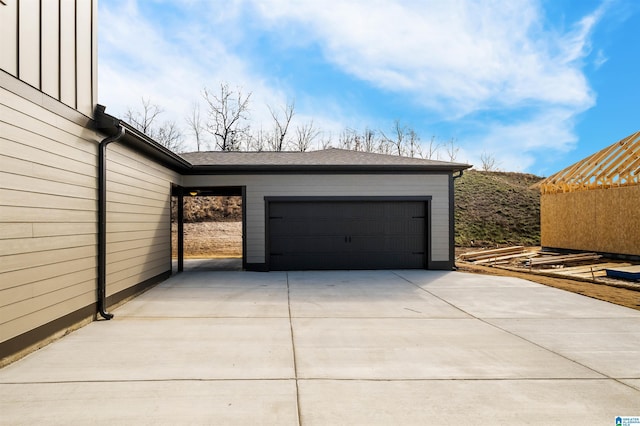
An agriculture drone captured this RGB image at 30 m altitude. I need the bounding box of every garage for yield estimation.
[180,149,471,271]
[266,197,429,270]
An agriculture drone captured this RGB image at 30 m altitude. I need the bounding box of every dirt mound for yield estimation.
[172,196,242,222]
[455,170,542,247]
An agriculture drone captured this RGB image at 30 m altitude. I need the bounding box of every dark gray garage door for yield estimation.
[268,200,426,270]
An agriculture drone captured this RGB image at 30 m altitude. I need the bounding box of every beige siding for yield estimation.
[0,79,180,348]
[76,0,93,116]
[41,0,60,98]
[0,0,18,75]
[0,0,96,117]
[183,174,451,264]
[105,143,180,296]
[59,0,76,109]
[0,86,98,344]
[18,0,40,87]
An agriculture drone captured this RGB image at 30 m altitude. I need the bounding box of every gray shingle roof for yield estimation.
[180,148,470,172]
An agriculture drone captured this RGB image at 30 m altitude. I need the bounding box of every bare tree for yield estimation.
[124,97,162,135]
[424,136,440,160]
[320,132,333,150]
[480,151,498,171]
[407,128,422,158]
[185,102,206,152]
[295,120,320,152]
[362,128,377,152]
[339,128,358,150]
[125,97,185,152]
[444,138,460,162]
[267,101,295,151]
[381,120,407,156]
[203,83,251,151]
[155,121,185,152]
[247,127,268,152]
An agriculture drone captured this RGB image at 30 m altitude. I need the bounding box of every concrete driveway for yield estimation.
[1,269,639,425]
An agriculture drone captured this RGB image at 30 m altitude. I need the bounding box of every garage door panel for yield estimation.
[270,235,346,253]
[350,236,425,252]
[270,252,353,270]
[268,200,427,270]
[349,252,424,269]
[270,218,352,236]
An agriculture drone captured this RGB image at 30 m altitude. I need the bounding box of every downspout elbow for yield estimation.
[97,125,125,320]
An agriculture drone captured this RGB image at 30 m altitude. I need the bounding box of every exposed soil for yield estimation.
[457,261,640,311]
[171,221,242,258]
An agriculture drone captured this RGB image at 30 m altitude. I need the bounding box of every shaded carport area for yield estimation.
[172,185,245,272]
[1,270,639,424]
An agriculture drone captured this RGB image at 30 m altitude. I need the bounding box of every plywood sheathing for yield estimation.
[541,185,640,256]
[539,131,640,195]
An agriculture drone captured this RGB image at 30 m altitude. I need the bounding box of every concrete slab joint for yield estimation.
[1,268,639,424]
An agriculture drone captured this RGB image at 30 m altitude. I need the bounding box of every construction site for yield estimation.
[457,131,640,310]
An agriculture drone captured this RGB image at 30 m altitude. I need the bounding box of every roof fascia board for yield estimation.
[186,164,471,175]
[94,105,192,172]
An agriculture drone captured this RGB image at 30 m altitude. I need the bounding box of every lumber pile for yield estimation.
[553,262,632,279]
[458,246,538,265]
[523,252,602,267]
[458,246,603,269]
[457,245,640,287]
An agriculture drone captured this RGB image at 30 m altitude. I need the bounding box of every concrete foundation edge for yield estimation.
[0,270,171,367]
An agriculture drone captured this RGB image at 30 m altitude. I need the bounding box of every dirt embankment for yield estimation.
[171,221,242,258]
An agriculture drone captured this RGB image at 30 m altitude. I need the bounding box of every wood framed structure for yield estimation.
[538,131,640,258]
[539,131,639,195]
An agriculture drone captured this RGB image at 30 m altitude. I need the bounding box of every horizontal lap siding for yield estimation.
[183,174,451,264]
[0,88,99,344]
[0,84,180,347]
[105,144,179,296]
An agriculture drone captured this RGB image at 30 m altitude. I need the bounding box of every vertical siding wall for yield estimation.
[541,186,640,256]
[0,0,97,117]
[183,174,451,264]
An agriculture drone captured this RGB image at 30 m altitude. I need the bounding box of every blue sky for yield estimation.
[98,0,639,176]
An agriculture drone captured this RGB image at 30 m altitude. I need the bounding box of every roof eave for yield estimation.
[187,163,472,175]
[94,105,192,173]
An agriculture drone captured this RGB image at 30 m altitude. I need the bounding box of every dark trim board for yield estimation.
[105,270,171,308]
[265,196,434,202]
[0,270,170,364]
[265,196,433,271]
[0,304,94,365]
[429,260,455,270]
[245,263,268,272]
[187,167,466,175]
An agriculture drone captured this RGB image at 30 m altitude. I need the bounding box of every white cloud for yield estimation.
[249,0,600,115]
[460,108,580,172]
[98,0,609,167]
